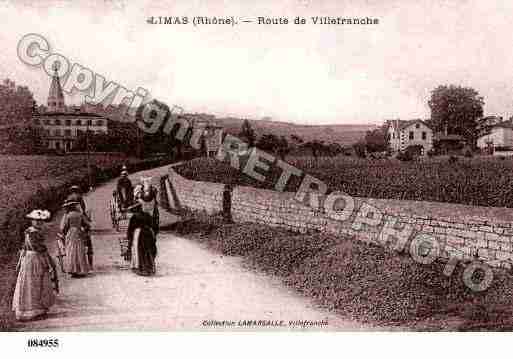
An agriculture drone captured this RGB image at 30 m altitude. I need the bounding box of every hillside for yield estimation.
[215,117,376,145]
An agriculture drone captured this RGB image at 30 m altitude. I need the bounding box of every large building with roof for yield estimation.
[32,68,109,152]
[386,119,433,155]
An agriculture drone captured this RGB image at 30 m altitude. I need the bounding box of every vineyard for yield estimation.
[174,155,513,208]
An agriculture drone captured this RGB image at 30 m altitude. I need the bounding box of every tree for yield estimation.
[277,136,290,160]
[325,142,343,156]
[290,134,304,144]
[238,119,256,147]
[428,85,484,148]
[1,125,44,154]
[256,133,289,159]
[0,78,35,127]
[353,141,367,158]
[302,140,325,159]
[364,127,389,153]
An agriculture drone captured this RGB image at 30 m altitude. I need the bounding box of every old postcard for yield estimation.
[0,0,512,356]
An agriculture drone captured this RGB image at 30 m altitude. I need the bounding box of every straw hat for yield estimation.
[26,209,51,221]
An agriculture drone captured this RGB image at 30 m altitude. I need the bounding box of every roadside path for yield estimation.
[13,165,378,331]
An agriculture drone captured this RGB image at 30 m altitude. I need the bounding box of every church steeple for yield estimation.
[47,64,65,112]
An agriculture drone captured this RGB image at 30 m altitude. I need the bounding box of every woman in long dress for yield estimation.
[134,176,159,236]
[60,200,90,277]
[126,202,157,276]
[12,209,58,321]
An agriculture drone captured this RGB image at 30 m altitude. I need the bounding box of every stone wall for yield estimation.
[164,166,225,215]
[163,167,513,269]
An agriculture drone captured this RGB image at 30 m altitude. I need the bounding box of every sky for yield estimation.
[0,0,512,125]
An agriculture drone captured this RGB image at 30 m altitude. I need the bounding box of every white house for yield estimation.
[386,119,433,155]
[477,120,513,150]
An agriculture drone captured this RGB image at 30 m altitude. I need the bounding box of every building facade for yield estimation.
[477,120,513,150]
[34,112,108,152]
[33,67,108,152]
[386,119,433,155]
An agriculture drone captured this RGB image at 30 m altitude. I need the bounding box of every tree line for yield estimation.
[0,77,494,159]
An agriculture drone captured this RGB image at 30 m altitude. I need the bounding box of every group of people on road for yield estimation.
[117,166,159,276]
[11,165,160,321]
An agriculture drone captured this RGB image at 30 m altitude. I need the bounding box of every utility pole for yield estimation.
[86,120,92,192]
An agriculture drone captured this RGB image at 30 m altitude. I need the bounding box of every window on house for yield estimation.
[422,132,426,140]
[96,120,103,126]
[65,119,71,126]
[76,120,82,126]
[415,123,420,129]
[54,129,61,136]
[409,131,414,140]
[87,120,92,126]
[64,129,71,136]
[55,119,61,126]
[43,119,50,125]
[33,118,40,125]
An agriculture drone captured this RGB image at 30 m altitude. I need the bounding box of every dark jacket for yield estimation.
[117,177,134,207]
[127,211,157,258]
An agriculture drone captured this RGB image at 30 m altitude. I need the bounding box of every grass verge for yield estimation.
[172,211,513,331]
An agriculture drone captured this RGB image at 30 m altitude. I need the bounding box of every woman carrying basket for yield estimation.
[12,209,58,321]
[126,202,157,276]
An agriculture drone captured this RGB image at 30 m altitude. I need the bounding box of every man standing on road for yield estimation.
[116,166,134,210]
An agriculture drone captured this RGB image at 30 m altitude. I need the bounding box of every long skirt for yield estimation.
[130,228,156,276]
[64,227,89,275]
[12,251,55,320]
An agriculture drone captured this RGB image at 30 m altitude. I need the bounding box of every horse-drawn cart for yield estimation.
[109,190,132,232]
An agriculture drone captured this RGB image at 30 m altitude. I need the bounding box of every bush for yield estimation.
[396,151,413,161]
[405,145,423,157]
[353,142,367,158]
[448,155,459,163]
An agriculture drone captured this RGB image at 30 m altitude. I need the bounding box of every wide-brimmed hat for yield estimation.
[26,209,51,221]
[69,185,81,192]
[62,200,80,208]
[121,170,128,176]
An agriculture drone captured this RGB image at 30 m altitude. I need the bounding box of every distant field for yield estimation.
[217,117,374,145]
[175,155,513,208]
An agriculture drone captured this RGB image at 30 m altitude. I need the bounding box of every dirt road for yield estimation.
[12,165,377,331]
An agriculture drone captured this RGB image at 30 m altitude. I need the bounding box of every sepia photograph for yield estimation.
[1,0,512,356]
